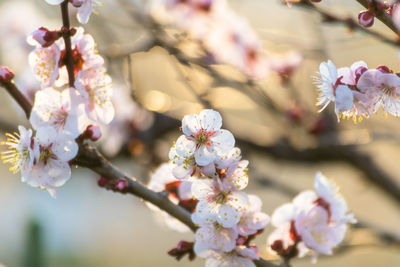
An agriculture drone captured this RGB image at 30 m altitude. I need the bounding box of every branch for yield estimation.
[72,143,197,231]
[60,1,76,87]
[297,1,400,47]
[0,81,32,118]
[356,0,399,35]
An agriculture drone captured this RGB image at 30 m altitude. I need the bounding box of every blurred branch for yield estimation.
[296,1,400,47]
[60,1,76,87]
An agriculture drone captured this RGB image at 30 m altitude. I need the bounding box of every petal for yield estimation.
[45,0,64,5]
[182,113,201,136]
[175,135,196,157]
[191,179,214,200]
[271,203,295,227]
[77,0,92,24]
[45,159,71,187]
[52,134,79,161]
[36,126,57,147]
[211,129,235,155]
[198,109,222,132]
[193,200,218,224]
[195,144,216,166]
[217,203,240,228]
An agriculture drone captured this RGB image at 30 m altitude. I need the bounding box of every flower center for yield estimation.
[39,145,56,165]
[194,128,216,147]
[214,191,227,204]
[1,132,31,174]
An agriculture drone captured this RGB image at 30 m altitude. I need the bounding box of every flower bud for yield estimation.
[115,178,128,191]
[82,125,102,141]
[0,66,14,83]
[376,65,393,73]
[31,27,60,48]
[97,177,108,187]
[358,10,374,27]
[69,0,85,7]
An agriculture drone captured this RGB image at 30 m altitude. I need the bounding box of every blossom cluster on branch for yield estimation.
[315,60,400,122]
[0,1,362,266]
[1,0,112,197]
[147,110,356,266]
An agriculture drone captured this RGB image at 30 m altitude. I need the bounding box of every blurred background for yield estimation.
[0,0,399,266]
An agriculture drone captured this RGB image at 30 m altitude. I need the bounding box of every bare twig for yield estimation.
[297,1,400,47]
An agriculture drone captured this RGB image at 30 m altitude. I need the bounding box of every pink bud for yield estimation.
[354,66,368,84]
[358,10,374,27]
[115,178,128,191]
[69,0,85,7]
[31,27,60,48]
[0,66,14,83]
[376,65,392,73]
[236,236,247,246]
[97,177,108,187]
[85,125,102,141]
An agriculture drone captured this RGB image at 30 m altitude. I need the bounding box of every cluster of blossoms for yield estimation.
[148,0,270,79]
[148,109,356,265]
[1,0,112,197]
[268,172,356,263]
[149,109,270,266]
[314,60,400,122]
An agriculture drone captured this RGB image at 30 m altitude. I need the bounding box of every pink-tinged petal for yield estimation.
[211,129,235,155]
[271,203,295,227]
[195,144,216,166]
[357,69,381,92]
[94,100,114,124]
[182,113,200,136]
[198,109,222,132]
[217,203,240,228]
[178,181,192,200]
[337,67,353,85]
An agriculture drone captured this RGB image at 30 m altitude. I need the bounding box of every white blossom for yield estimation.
[74,67,114,124]
[173,109,235,167]
[1,126,34,176]
[30,87,89,138]
[191,178,248,228]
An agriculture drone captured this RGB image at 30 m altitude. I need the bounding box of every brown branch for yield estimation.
[0,81,32,118]
[72,143,197,231]
[60,1,76,87]
[297,1,400,47]
[356,0,399,35]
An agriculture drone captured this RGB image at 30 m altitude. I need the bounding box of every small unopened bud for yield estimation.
[97,176,108,187]
[236,236,247,245]
[31,27,61,48]
[69,0,85,7]
[115,178,128,191]
[0,66,14,83]
[376,65,393,73]
[358,10,374,27]
[82,125,102,141]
